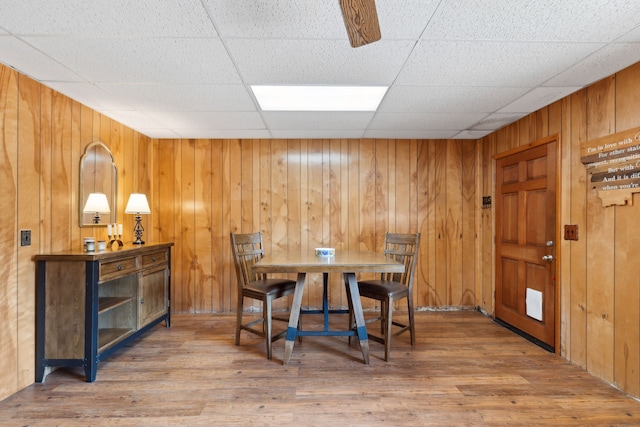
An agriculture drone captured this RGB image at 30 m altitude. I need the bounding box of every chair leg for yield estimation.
[407,294,415,346]
[265,297,273,360]
[380,300,387,336]
[235,295,244,346]
[384,297,394,362]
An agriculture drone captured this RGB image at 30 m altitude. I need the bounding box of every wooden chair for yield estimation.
[351,232,421,361]
[231,232,297,360]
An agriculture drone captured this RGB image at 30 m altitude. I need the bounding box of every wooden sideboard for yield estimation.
[35,242,173,382]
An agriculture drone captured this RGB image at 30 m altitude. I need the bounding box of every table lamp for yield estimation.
[125,193,151,244]
[83,192,111,224]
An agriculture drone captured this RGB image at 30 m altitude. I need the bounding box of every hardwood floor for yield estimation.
[1,311,639,426]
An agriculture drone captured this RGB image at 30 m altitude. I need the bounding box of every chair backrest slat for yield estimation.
[231,232,266,288]
[380,232,420,288]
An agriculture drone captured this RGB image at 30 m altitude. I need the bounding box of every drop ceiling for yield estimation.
[1,0,639,140]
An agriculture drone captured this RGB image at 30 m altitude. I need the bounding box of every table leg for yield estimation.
[344,272,370,364]
[283,272,306,365]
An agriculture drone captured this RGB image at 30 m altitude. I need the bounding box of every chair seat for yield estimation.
[244,278,297,299]
[357,279,409,299]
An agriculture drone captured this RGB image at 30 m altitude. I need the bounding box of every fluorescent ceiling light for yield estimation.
[251,85,388,111]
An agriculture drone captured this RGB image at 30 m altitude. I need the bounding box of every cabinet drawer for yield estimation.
[142,250,168,268]
[100,256,138,281]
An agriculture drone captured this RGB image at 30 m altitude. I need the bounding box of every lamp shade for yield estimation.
[83,193,111,213]
[125,193,151,214]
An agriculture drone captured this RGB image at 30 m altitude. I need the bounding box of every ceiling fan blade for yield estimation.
[339,0,381,48]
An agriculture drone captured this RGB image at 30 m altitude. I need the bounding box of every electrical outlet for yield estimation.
[564,224,578,241]
[20,229,31,246]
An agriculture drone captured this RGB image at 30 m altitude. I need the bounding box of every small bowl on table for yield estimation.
[315,248,335,257]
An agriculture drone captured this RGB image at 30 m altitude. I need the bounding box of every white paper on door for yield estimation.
[526,288,543,321]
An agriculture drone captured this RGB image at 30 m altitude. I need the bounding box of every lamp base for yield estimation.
[132,214,146,245]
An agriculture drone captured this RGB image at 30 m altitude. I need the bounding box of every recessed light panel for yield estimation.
[251,85,388,111]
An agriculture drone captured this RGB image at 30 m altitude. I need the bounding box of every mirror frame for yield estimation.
[79,141,118,227]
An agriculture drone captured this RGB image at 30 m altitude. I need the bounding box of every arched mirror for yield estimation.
[79,141,118,227]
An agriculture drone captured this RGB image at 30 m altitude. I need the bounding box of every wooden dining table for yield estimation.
[252,250,405,365]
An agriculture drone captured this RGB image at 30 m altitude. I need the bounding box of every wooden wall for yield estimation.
[478,62,640,398]
[0,64,153,400]
[152,138,480,314]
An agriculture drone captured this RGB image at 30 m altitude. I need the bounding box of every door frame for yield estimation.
[492,134,562,354]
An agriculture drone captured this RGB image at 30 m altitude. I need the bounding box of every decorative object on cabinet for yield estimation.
[125,193,151,245]
[35,242,173,382]
[82,192,111,224]
[107,223,124,248]
[79,141,117,227]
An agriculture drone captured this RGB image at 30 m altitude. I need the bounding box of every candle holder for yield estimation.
[107,224,124,248]
[108,235,124,248]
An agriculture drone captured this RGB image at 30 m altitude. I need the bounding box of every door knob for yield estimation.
[542,255,554,262]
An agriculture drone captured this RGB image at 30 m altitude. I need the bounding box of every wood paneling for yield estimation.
[584,77,616,382]
[478,62,640,398]
[17,74,40,389]
[155,137,479,316]
[0,64,19,401]
[613,66,640,397]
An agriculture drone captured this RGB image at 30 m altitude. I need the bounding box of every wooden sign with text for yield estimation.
[580,126,640,206]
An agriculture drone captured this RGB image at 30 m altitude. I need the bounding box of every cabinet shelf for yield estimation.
[99,297,133,314]
[99,328,135,352]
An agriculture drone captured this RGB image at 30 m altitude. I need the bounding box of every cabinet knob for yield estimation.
[152,257,156,262]
[117,264,123,271]
[140,298,145,304]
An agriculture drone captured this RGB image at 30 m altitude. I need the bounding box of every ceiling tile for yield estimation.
[544,43,640,86]
[203,0,345,39]
[452,130,493,139]
[470,113,527,131]
[0,36,84,82]
[228,39,414,85]
[618,25,640,42]
[424,0,640,42]
[271,129,365,139]
[499,86,581,113]
[99,83,257,112]
[374,0,442,39]
[396,40,603,87]
[24,36,240,84]
[204,0,441,40]
[262,111,374,130]
[379,86,530,113]
[101,110,164,130]
[369,112,488,130]
[46,82,133,110]
[173,129,273,139]
[1,1,639,140]
[145,111,265,130]
[136,128,181,139]
[364,130,458,139]
[0,0,217,37]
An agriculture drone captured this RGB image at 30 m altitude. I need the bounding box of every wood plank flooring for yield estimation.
[1,311,639,426]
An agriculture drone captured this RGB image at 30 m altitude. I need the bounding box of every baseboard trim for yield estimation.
[493,317,554,353]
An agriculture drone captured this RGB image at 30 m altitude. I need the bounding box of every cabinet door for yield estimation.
[140,265,168,327]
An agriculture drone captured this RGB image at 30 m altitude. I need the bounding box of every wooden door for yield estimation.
[495,138,557,350]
